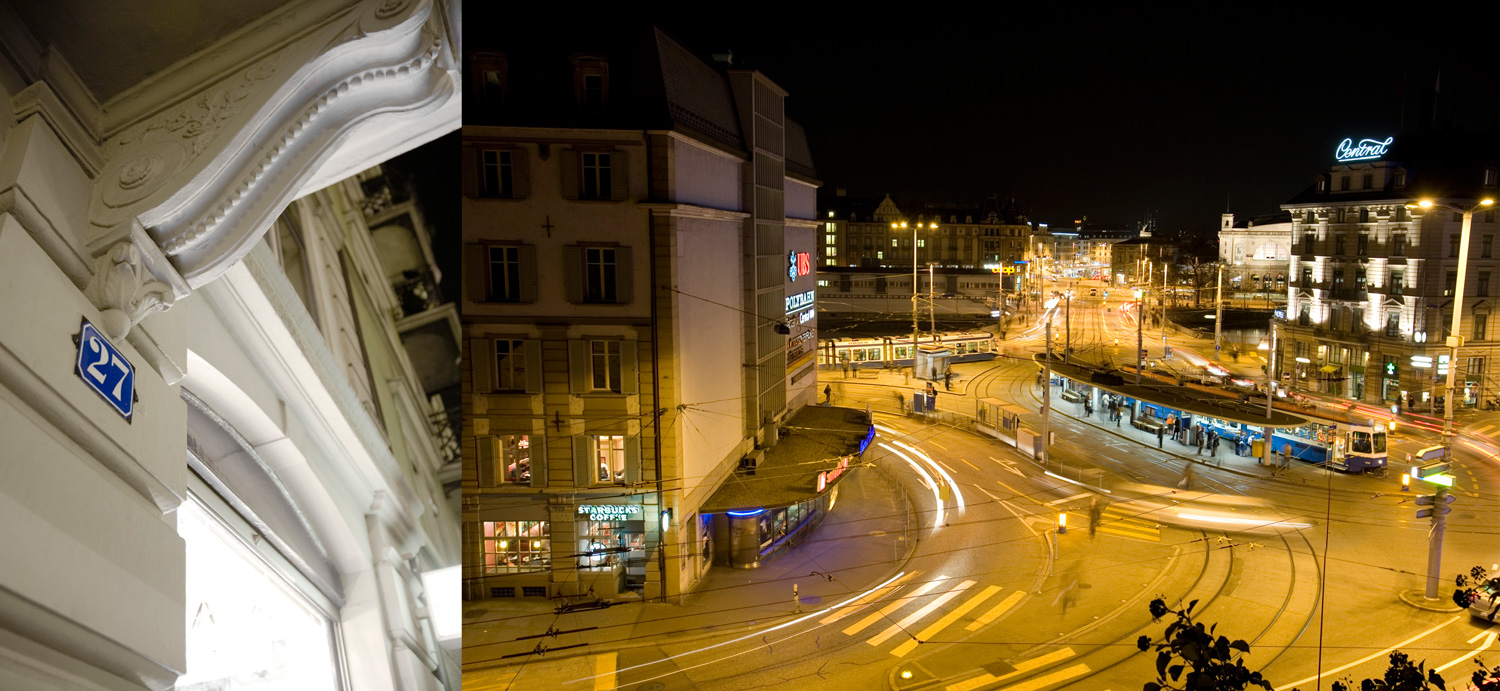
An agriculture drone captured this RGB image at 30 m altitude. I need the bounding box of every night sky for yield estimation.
[645,7,1498,242]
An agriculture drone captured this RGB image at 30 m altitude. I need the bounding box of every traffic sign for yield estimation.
[1413,445,1446,463]
[1413,459,1450,479]
[75,319,135,420]
[1415,492,1455,518]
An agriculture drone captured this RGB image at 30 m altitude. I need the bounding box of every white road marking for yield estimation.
[818,571,920,625]
[989,456,1026,477]
[1437,628,1497,673]
[946,648,1077,691]
[962,458,981,472]
[843,578,945,637]
[1044,492,1093,507]
[966,590,1026,631]
[886,582,991,655]
[868,580,977,646]
[996,663,1091,691]
[1275,616,1462,690]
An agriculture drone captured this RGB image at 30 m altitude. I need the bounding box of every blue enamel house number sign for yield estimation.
[75,319,135,420]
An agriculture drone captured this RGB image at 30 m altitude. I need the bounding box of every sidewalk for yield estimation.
[462,457,918,671]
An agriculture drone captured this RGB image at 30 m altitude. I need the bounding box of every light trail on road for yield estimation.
[892,439,967,511]
[880,441,945,531]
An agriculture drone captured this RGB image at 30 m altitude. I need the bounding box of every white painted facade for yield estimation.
[0,1,460,688]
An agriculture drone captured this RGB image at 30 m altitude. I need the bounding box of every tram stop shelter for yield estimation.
[699,406,875,570]
[1034,355,1311,460]
[915,345,951,380]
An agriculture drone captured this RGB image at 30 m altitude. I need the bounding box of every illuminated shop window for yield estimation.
[482,521,551,574]
[177,497,339,690]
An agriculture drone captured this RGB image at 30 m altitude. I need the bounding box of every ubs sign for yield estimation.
[787,251,811,281]
[1334,136,1394,163]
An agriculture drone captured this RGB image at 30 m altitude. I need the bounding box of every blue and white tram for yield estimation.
[819,332,999,370]
[1270,414,1388,473]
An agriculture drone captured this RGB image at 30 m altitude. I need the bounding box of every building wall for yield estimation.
[0,2,462,685]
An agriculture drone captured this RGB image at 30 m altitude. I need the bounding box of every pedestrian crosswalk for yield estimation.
[1079,504,1161,542]
[827,571,1030,661]
[1469,423,1500,439]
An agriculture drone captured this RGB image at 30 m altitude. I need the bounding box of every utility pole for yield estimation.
[1042,297,1059,466]
[1135,288,1144,385]
[1064,291,1071,364]
[1214,264,1224,360]
[929,263,936,337]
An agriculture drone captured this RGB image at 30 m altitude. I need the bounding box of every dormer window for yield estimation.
[571,54,609,112]
[1394,170,1407,188]
[1316,177,1327,192]
[1486,168,1498,187]
[470,52,508,109]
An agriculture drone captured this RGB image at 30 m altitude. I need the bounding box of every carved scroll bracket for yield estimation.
[83,222,191,341]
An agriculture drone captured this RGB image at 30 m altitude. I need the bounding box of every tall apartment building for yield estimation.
[0,1,463,686]
[819,193,1031,269]
[1279,132,1500,406]
[462,27,821,602]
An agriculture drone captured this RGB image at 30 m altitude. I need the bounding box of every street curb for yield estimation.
[461,463,927,674]
[1398,588,1464,613]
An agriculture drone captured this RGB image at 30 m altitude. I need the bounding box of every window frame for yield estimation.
[584,246,618,303]
[590,339,622,392]
[580,152,613,200]
[482,520,551,574]
[593,434,627,485]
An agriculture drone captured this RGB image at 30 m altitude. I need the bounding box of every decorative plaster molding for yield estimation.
[639,202,752,222]
[11,81,104,177]
[82,223,190,341]
[91,0,457,289]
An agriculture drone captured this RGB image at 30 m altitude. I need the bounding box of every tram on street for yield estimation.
[818,332,999,369]
[1270,412,1388,473]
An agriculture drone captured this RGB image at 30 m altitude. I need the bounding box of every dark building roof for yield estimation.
[817,193,885,223]
[467,25,814,178]
[1232,211,1293,228]
[1283,131,1499,207]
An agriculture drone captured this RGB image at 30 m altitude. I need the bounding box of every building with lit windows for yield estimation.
[462,26,829,604]
[818,192,1031,269]
[1278,132,1500,407]
[1217,212,1293,304]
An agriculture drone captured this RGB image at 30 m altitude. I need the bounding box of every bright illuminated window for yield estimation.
[594,435,626,484]
[482,521,551,573]
[177,497,339,689]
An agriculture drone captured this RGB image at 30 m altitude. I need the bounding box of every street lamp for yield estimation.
[1042,296,1060,467]
[1134,287,1144,385]
[1405,195,1494,600]
[896,220,935,379]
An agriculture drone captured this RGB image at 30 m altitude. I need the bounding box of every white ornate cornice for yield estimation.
[90,0,457,289]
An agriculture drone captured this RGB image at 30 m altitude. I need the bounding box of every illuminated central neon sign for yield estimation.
[1334,136,1393,162]
[816,456,851,493]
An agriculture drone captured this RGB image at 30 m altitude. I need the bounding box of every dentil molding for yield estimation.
[90,0,458,289]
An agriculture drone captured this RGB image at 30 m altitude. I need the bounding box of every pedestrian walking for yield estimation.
[793,583,802,613]
[1088,496,1102,538]
[823,384,832,405]
[1156,426,1164,449]
[1052,573,1081,612]
[1177,463,1195,490]
[944,370,953,391]
[1209,434,1218,458]
[1195,431,1204,456]
[1084,400,1092,417]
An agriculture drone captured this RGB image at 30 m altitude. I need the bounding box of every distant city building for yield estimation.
[818,192,1032,270]
[1279,131,1500,406]
[1218,211,1293,302]
[1110,236,1180,286]
[463,26,832,603]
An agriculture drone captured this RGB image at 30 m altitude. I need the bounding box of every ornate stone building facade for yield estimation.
[1278,132,1500,406]
[0,1,461,688]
